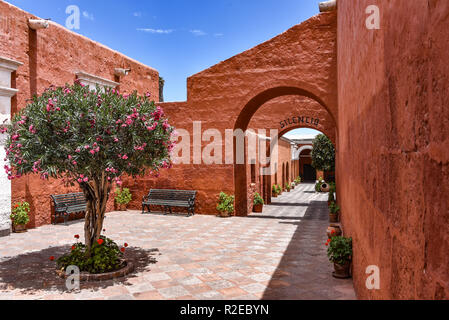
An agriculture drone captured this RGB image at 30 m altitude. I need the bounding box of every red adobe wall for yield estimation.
[0,1,159,227]
[337,0,449,299]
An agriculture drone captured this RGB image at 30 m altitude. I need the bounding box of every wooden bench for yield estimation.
[142,189,197,217]
[51,192,87,225]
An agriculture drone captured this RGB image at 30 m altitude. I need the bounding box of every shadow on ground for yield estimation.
[0,245,159,294]
[261,200,355,300]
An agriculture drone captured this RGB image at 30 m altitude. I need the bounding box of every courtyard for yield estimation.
[0,184,355,300]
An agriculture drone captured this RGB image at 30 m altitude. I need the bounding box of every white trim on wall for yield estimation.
[75,71,119,90]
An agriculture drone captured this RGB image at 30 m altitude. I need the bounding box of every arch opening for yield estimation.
[233,87,337,216]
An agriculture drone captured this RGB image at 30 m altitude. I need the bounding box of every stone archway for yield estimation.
[233,86,336,216]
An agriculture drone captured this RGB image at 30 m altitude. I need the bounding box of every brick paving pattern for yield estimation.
[0,183,356,300]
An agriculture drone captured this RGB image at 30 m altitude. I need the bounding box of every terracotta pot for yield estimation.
[321,183,330,192]
[217,212,232,218]
[329,213,339,223]
[327,225,342,238]
[119,203,127,211]
[272,193,277,198]
[13,224,27,233]
[333,262,351,279]
[253,204,263,213]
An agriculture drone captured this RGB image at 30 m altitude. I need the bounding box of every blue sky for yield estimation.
[8,0,323,139]
[8,0,323,102]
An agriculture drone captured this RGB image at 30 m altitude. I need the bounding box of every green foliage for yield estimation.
[216,192,235,216]
[4,81,175,185]
[327,236,353,265]
[253,192,264,205]
[294,176,301,185]
[328,191,335,204]
[312,134,335,172]
[10,202,30,226]
[329,202,341,214]
[272,185,277,194]
[276,185,282,194]
[315,177,324,192]
[285,183,291,191]
[57,236,124,274]
[115,188,132,205]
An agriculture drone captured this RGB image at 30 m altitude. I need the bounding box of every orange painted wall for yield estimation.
[338,0,449,299]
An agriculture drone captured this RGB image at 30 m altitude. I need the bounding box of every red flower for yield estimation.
[74,235,80,239]
[120,248,125,253]
[124,243,128,248]
[325,243,329,246]
[97,239,104,245]
[71,245,76,251]
[49,256,55,261]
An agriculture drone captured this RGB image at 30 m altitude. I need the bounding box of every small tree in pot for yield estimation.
[115,188,132,211]
[272,185,278,198]
[4,81,175,262]
[329,202,340,223]
[216,192,234,217]
[253,192,264,213]
[326,236,352,279]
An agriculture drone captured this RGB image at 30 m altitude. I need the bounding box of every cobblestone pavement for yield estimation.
[0,183,356,300]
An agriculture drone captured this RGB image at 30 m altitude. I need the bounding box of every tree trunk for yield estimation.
[81,172,111,257]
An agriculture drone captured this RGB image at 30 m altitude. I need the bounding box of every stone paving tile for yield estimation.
[0,183,356,300]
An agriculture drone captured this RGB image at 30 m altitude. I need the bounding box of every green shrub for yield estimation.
[276,185,282,194]
[253,192,264,205]
[10,202,30,226]
[329,202,340,214]
[327,236,352,265]
[217,192,235,217]
[312,134,335,172]
[285,183,291,191]
[115,188,132,205]
[315,177,324,192]
[57,236,124,274]
[328,191,335,203]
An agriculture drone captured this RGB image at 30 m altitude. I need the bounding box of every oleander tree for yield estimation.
[311,134,335,172]
[3,81,176,256]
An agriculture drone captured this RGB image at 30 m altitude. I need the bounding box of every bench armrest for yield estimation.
[142,195,150,202]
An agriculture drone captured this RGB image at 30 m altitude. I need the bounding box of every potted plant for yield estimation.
[285,183,291,192]
[272,185,278,198]
[253,192,264,213]
[326,236,352,279]
[329,202,340,223]
[295,176,301,185]
[291,182,295,190]
[276,184,282,196]
[315,177,324,192]
[115,188,132,211]
[10,202,30,233]
[216,192,234,217]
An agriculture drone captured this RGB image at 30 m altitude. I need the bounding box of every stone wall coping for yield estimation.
[0,56,23,72]
[75,71,119,88]
[0,86,19,97]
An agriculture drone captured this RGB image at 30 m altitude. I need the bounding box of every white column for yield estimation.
[0,56,22,237]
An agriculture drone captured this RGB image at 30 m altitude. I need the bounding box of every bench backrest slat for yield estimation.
[148,189,196,202]
[51,193,87,206]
